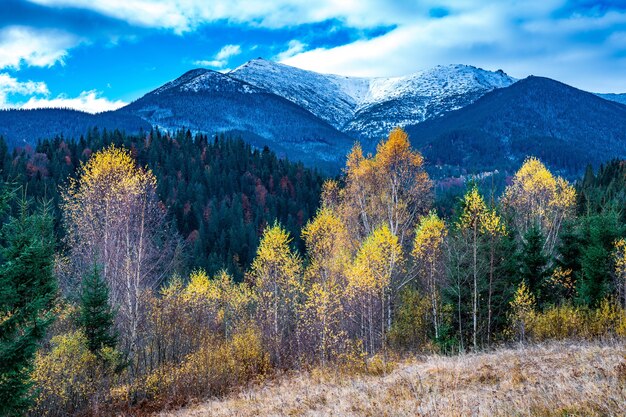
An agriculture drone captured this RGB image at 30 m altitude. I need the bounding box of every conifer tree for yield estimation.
[79,263,117,353]
[520,227,548,301]
[0,196,57,415]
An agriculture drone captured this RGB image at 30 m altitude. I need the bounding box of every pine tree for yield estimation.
[0,196,57,415]
[79,263,117,353]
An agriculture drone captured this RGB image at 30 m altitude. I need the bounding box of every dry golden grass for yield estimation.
[158,341,626,417]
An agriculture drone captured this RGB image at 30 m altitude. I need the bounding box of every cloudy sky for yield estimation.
[1,0,625,113]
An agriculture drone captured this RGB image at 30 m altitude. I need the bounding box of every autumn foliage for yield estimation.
[3,128,626,416]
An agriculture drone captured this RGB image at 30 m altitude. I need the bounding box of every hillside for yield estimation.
[160,341,626,417]
[597,93,626,106]
[119,68,355,172]
[0,108,151,148]
[406,76,626,177]
[230,59,515,142]
[2,63,626,178]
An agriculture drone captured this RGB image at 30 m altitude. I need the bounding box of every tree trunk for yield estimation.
[472,224,478,351]
[487,238,494,345]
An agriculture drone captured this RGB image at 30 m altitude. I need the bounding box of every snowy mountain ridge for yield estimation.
[229,58,517,139]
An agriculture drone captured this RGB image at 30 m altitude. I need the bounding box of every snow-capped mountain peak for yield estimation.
[229,59,516,138]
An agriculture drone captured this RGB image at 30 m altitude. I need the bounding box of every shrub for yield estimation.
[30,330,121,416]
[523,299,626,342]
[139,324,269,405]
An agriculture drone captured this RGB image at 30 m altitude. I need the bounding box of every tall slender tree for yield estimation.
[458,185,487,350]
[0,195,57,415]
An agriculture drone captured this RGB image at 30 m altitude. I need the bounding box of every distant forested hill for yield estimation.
[0,108,151,148]
[406,76,626,177]
[0,129,324,279]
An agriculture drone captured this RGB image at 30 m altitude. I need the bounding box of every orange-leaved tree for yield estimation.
[340,128,432,249]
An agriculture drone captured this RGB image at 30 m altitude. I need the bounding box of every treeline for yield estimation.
[1,128,625,416]
[0,128,324,279]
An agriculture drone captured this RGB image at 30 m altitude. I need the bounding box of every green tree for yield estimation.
[79,263,117,354]
[577,211,623,306]
[519,227,548,301]
[0,196,57,415]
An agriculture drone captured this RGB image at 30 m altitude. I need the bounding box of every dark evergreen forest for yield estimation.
[0,128,324,280]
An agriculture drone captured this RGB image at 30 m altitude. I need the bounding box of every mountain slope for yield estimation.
[597,93,626,106]
[230,58,368,130]
[0,108,151,148]
[406,76,626,176]
[230,59,516,143]
[118,69,355,171]
[345,64,516,142]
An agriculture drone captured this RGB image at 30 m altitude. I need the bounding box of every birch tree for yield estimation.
[458,185,487,350]
[248,223,302,367]
[62,145,177,360]
[301,207,350,365]
[502,157,575,256]
[412,211,447,339]
[340,128,432,248]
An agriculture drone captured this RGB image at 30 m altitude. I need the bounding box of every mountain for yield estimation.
[230,58,367,130]
[118,68,355,171]
[0,108,151,148]
[0,61,519,172]
[2,60,625,177]
[597,93,626,106]
[405,76,626,176]
[230,59,516,142]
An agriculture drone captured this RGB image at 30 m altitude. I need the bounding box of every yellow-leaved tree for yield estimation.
[412,211,447,339]
[502,157,575,256]
[481,207,506,344]
[248,223,302,367]
[347,225,403,354]
[509,281,536,342]
[301,207,351,365]
[62,145,178,361]
[458,185,488,350]
[340,128,432,248]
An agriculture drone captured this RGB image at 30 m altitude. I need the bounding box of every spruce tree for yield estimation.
[577,211,623,306]
[0,196,57,415]
[79,263,117,353]
[519,227,548,303]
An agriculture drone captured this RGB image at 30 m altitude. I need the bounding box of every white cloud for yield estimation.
[21,90,127,113]
[0,72,126,113]
[0,26,79,69]
[215,44,242,60]
[277,1,626,92]
[21,0,626,91]
[193,59,224,67]
[0,73,49,107]
[194,44,242,68]
[26,0,439,32]
[275,40,306,61]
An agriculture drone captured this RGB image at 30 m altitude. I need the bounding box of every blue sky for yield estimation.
[0,0,625,112]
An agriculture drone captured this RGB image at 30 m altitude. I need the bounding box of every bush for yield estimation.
[139,324,269,405]
[524,300,626,342]
[388,288,432,352]
[30,330,122,416]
